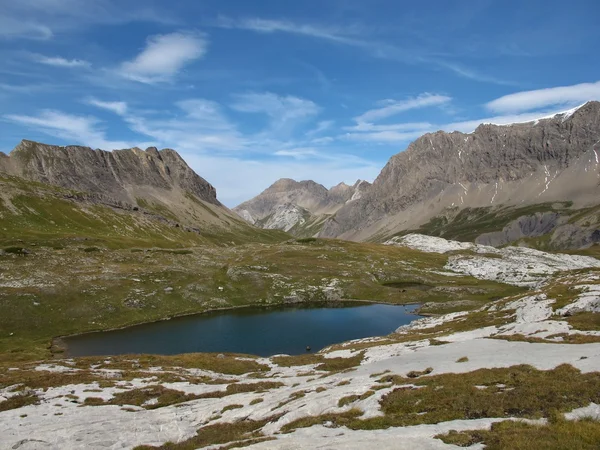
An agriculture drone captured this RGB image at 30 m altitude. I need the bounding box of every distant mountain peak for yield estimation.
[234,178,372,236]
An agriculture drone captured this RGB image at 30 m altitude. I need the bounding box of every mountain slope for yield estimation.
[319,101,600,249]
[234,178,370,236]
[0,140,287,247]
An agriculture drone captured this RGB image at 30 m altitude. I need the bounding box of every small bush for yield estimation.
[0,393,39,411]
[4,247,29,255]
[221,404,243,413]
[406,367,433,378]
[83,397,105,406]
[296,238,317,243]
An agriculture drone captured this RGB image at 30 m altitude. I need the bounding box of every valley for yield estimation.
[1,129,599,449]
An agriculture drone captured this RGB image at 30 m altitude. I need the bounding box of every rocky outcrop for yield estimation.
[320,102,600,242]
[234,178,371,236]
[475,212,563,247]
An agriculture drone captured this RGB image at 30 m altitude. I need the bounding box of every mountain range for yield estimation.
[2,102,600,251]
[235,101,600,249]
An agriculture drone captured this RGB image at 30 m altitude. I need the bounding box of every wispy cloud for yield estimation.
[3,110,132,149]
[306,120,334,136]
[230,92,320,134]
[343,108,578,143]
[215,16,363,45]
[33,55,90,68]
[343,130,429,143]
[118,32,207,83]
[0,17,53,40]
[274,148,320,159]
[427,59,517,86]
[215,17,512,85]
[486,81,600,113]
[122,99,245,152]
[86,98,128,115]
[1,0,176,40]
[344,121,433,132]
[355,93,452,124]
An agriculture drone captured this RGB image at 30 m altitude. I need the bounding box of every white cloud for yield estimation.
[4,110,132,150]
[343,130,429,143]
[33,55,90,68]
[119,32,208,83]
[486,81,600,113]
[86,98,128,115]
[355,93,452,124]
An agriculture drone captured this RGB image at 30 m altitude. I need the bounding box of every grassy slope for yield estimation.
[0,174,287,249]
[0,174,524,362]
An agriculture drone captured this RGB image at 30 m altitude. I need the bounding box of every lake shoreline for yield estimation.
[52,299,422,358]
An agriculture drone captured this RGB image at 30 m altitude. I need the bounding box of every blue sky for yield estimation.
[1,0,599,206]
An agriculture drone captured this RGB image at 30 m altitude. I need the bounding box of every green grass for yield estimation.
[271,352,365,372]
[436,418,600,450]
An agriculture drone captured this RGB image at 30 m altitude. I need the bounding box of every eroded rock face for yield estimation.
[1,140,220,206]
[320,102,600,241]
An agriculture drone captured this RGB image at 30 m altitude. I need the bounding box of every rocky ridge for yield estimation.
[0,140,241,229]
[319,102,600,245]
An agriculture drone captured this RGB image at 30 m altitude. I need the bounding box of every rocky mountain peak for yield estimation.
[2,139,221,206]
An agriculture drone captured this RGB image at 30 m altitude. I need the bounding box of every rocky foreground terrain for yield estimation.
[2,235,600,449]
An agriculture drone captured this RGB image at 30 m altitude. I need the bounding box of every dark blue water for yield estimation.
[64,302,420,357]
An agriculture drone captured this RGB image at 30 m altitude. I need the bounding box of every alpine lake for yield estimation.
[64,302,420,357]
